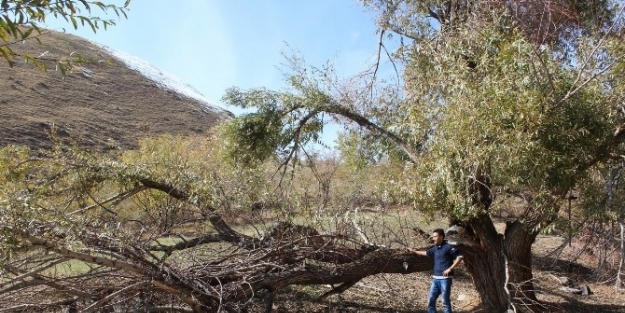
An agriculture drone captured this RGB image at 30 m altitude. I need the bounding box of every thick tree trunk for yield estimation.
[504,220,539,303]
[461,213,511,313]
[222,248,433,304]
[459,214,539,313]
[459,166,542,312]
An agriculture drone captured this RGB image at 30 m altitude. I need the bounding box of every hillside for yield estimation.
[0,29,233,151]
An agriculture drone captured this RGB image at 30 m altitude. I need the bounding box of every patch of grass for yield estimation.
[43,259,97,277]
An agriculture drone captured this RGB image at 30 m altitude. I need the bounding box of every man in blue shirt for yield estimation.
[410,228,463,313]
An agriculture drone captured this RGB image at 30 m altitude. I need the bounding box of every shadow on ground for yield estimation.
[534,256,595,277]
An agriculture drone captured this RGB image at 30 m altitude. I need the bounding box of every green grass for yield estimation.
[44,259,96,277]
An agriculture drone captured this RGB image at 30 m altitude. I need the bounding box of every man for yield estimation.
[409,228,463,313]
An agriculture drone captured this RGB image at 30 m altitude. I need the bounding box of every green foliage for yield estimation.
[220,57,335,167]
[222,1,625,228]
[366,1,624,220]
[0,131,408,263]
[337,130,409,170]
[218,94,286,166]
[578,163,625,222]
[120,134,275,213]
[0,0,130,68]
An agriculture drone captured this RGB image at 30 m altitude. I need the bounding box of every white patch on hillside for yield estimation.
[93,43,232,118]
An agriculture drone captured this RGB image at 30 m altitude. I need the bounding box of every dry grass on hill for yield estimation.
[0,29,232,152]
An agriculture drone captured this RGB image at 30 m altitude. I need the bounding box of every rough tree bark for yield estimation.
[460,216,541,312]
[504,220,540,303]
[617,222,624,289]
[461,213,510,312]
[454,168,542,313]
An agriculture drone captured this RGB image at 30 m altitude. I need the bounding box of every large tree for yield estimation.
[221,0,625,311]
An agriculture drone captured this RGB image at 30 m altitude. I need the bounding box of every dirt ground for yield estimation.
[2,201,623,313]
[240,227,625,313]
[241,271,624,313]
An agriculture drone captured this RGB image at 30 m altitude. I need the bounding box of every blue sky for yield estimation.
[44,1,384,113]
[43,1,394,148]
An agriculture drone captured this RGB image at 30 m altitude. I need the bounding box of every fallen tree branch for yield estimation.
[0,297,78,313]
[81,281,149,313]
[317,280,359,300]
[222,248,433,302]
[4,176,442,312]
[150,234,223,256]
[1,264,96,300]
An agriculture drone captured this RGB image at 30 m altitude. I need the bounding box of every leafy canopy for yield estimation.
[222,1,625,224]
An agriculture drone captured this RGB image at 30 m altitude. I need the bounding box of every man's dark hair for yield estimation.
[433,228,445,238]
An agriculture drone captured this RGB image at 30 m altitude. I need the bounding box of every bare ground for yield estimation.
[236,225,625,313]
[2,206,623,312]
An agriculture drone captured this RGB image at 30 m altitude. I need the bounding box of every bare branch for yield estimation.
[18,232,152,276]
[81,281,149,313]
[70,185,148,215]
[0,257,67,290]
[557,4,625,106]
[134,307,193,313]
[1,265,96,300]
[321,100,420,162]
[150,234,223,255]
[139,179,192,203]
